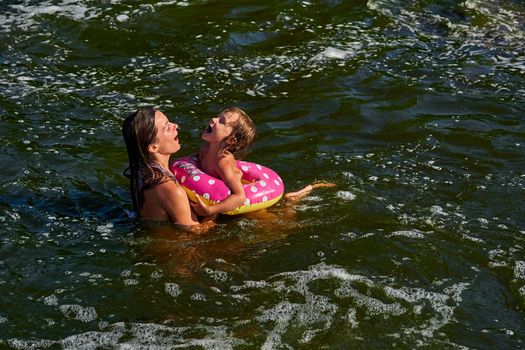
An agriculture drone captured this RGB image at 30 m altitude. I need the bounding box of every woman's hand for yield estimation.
[190,195,216,216]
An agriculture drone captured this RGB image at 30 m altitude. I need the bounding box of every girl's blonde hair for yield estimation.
[217,107,255,159]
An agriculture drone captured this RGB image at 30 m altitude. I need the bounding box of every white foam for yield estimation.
[257,296,337,349]
[388,229,426,239]
[5,1,96,31]
[7,339,55,349]
[340,231,357,240]
[488,249,506,260]
[346,308,359,328]
[461,234,485,244]
[238,263,373,347]
[443,282,470,303]
[60,329,124,349]
[338,284,406,316]
[96,223,113,234]
[165,66,198,74]
[17,76,34,82]
[116,14,129,22]
[230,280,269,292]
[165,283,182,298]
[205,268,230,283]
[303,195,323,202]
[61,321,245,349]
[384,282,469,337]
[276,263,372,284]
[314,47,350,60]
[43,294,59,306]
[514,261,525,280]
[336,191,356,201]
[191,293,207,301]
[0,0,195,34]
[59,304,97,323]
[430,205,448,216]
[340,266,468,339]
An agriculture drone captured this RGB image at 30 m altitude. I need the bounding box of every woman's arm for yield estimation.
[154,181,200,226]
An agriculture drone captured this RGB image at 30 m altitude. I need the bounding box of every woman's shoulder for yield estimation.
[141,180,185,222]
[151,180,185,199]
[142,177,198,226]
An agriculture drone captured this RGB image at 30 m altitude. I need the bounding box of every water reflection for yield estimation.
[133,192,335,278]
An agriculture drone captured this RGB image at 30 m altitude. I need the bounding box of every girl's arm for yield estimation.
[191,155,246,215]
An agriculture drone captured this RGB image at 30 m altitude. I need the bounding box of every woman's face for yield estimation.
[151,111,180,155]
[201,111,238,143]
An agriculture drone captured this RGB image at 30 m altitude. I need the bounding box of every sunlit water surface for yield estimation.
[0,0,524,348]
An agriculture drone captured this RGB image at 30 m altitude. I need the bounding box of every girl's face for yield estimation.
[201,111,239,143]
[150,111,180,155]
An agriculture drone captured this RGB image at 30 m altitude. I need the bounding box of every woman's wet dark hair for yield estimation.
[122,108,174,213]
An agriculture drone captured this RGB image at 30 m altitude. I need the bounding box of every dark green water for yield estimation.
[1,0,524,348]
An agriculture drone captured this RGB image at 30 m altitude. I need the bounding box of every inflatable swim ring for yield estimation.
[170,155,284,215]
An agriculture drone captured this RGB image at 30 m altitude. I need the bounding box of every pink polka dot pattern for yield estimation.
[170,155,285,214]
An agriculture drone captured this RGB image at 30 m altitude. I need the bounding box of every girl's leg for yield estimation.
[284,182,336,203]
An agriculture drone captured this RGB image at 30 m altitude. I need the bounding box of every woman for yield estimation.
[122,108,206,227]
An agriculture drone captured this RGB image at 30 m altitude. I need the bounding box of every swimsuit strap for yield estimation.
[151,163,178,182]
[138,163,177,192]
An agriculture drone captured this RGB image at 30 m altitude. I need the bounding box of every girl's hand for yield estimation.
[190,195,215,216]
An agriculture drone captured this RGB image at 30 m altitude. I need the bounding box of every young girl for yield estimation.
[190,107,254,216]
[190,107,334,216]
